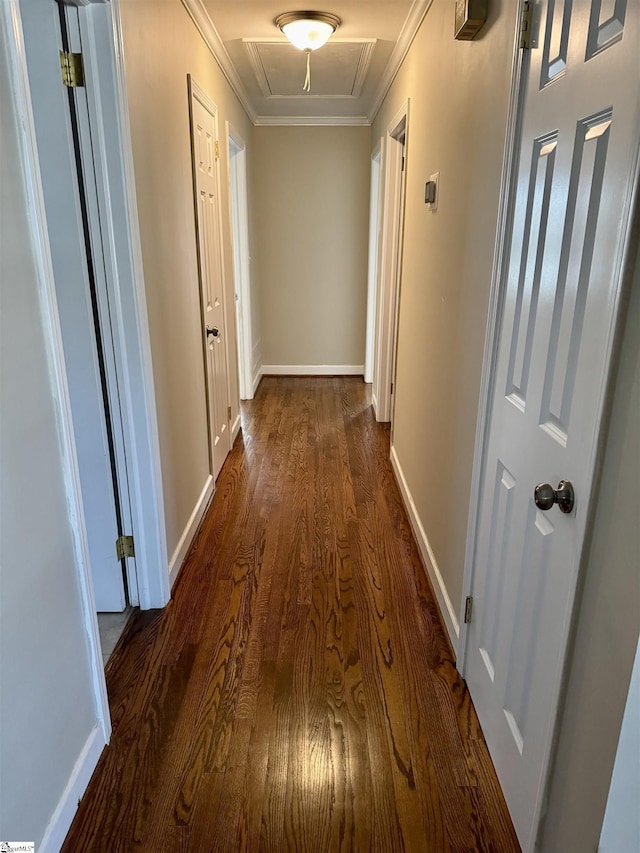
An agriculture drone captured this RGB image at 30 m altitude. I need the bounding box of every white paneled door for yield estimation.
[465,2,638,850]
[190,81,231,481]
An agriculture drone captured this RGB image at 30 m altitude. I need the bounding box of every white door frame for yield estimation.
[365,141,382,384]
[373,100,409,423]
[8,0,170,738]
[22,0,130,613]
[64,4,139,608]
[91,0,170,610]
[4,0,110,739]
[226,122,254,400]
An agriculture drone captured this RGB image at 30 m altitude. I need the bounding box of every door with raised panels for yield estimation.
[465,2,639,849]
[190,80,231,481]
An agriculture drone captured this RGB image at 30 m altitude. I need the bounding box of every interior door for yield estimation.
[189,81,231,481]
[465,2,639,850]
[65,4,138,609]
[21,0,131,612]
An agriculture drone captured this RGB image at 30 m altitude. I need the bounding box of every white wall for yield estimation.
[118,0,255,571]
[0,14,99,844]
[253,126,370,371]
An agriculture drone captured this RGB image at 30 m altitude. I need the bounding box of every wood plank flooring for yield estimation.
[62,377,520,853]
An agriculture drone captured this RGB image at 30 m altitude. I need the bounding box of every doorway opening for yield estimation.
[19,0,170,685]
[57,1,138,663]
[20,0,137,617]
[227,124,255,400]
[372,101,409,424]
[59,2,135,610]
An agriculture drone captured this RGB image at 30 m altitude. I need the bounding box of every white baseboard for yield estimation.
[252,340,262,396]
[252,365,263,395]
[231,412,242,442]
[390,445,460,653]
[261,364,364,376]
[168,474,214,589]
[372,391,382,422]
[39,724,106,853]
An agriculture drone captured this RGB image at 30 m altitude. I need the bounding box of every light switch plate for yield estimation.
[426,171,439,211]
[425,180,436,204]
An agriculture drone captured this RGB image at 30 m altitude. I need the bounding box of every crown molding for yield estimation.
[368,0,434,123]
[254,115,371,127]
[182,0,431,129]
[180,0,257,123]
[243,40,271,98]
[352,40,375,97]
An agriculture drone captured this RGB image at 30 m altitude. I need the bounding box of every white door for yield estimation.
[190,81,231,481]
[465,2,639,850]
[21,0,132,612]
[67,5,139,610]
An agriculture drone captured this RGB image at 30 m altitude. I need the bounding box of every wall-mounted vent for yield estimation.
[454,0,488,41]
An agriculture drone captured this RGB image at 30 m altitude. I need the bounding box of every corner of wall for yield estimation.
[390,443,460,654]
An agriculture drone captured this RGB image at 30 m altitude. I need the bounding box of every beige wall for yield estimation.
[253,126,370,368]
[372,0,519,612]
[119,0,254,563]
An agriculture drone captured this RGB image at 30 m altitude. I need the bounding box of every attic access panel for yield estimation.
[244,40,375,98]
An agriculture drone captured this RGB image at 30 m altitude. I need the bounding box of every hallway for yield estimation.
[62,377,519,852]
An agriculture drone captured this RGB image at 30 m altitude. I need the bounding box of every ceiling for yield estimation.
[182,0,431,125]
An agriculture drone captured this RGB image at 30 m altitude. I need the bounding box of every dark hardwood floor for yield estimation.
[62,377,519,852]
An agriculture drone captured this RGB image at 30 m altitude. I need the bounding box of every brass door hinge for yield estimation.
[60,50,85,88]
[215,140,220,160]
[116,535,135,560]
[464,596,473,624]
[520,1,533,49]
[227,405,232,420]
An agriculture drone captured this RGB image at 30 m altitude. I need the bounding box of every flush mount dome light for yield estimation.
[275,11,341,91]
[275,11,341,51]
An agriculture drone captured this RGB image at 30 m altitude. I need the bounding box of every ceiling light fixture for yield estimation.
[275,11,341,92]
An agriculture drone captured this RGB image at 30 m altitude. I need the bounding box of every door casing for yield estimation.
[365,141,383,385]
[5,0,111,741]
[11,0,172,734]
[373,101,409,423]
[62,3,137,610]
